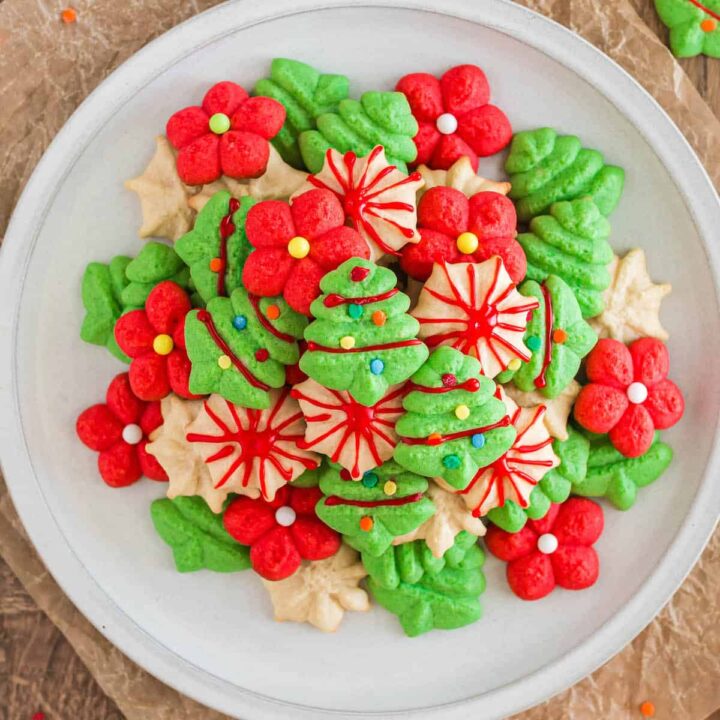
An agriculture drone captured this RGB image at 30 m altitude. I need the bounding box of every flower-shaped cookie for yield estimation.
[242,188,370,315]
[294,146,423,261]
[485,497,604,601]
[114,281,196,401]
[400,186,525,283]
[573,338,684,457]
[262,543,369,632]
[223,484,340,580]
[76,372,166,487]
[166,81,286,185]
[396,64,512,171]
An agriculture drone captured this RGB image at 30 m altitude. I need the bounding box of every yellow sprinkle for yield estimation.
[217,354,232,370]
[287,236,310,259]
[508,358,522,371]
[152,334,174,356]
[454,404,470,420]
[340,335,356,350]
[456,231,479,255]
[383,480,397,496]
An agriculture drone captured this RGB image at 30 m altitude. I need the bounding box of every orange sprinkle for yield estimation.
[209,257,223,272]
[266,304,280,320]
[639,701,655,717]
[427,432,443,445]
[60,7,77,22]
[359,516,374,532]
[552,328,568,344]
[701,18,717,32]
[372,310,387,326]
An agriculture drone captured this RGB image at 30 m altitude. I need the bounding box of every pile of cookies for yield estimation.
[76,59,684,636]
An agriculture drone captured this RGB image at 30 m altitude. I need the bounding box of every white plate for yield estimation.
[1,1,720,718]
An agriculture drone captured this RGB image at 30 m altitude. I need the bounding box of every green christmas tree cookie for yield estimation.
[367,531,486,637]
[121,241,191,309]
[655,0,720,58]
[315,461,435,558]
[175,192,255,304]
[394,346,516,491]
[80,256,131,363]
[185,287,307,409]
[573,432,673,510]
[299,91,418,174]
[506,127,625,222]
[486,426,589,532]
[517,198,614,318]
[150,495,251,573]
[254,58,350,168]
[300,258,429,407]
[496,275,597,398]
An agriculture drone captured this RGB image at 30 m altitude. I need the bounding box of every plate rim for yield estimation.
[1,1,719,718]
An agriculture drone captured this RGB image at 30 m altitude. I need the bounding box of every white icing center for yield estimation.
[275,506,297,527]
[537,533,559,555]
[436,112,458,135]
[627,381,648,404]
[121,423,143,445]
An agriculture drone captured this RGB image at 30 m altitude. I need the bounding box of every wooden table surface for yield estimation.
[0,2,718,719]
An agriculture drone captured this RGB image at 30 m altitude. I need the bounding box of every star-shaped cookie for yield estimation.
[417,155,510,199]
[504,380,580,442]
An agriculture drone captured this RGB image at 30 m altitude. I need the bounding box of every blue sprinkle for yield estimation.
[348,303,364,319]
[232,314,248,330]
[369,358,385,375]
[442,454,461,469]
[362,471,379,488]
[471,433,486,449]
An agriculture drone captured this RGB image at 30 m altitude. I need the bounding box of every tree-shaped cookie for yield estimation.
[573,432,673,510]
[506,127,625,222]
[299,91,418,174]
[316,461,435,557]
[655,0,720,58]
[486,425,589,533]
[175,191,255,304]
[254,58,350,169]
[496,275,597,398]
[185,287,306,408]
[518,198,613,318]
[366,531,486,636]
[394,346,516,491]
[300,258,429,407]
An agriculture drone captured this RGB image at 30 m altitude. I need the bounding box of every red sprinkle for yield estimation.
[255,348,270,362]
[442,373,457,387]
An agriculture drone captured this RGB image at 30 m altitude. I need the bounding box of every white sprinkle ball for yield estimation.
[436,112,458,135]
[537,533,559,555]
[275,506,297,527]
[627,381,648,404]
[121,423,143,445]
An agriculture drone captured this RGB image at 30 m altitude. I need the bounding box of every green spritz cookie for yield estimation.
[506,127,625,222]
[299,91,418,173]
[121,241,191,309]
[254,58,350,169]
[573,432,673,510]
[316,461,435,558]
[655,0,720,58]
[150,496,251,573]
[517,198,614,318]
[366,531,486,637]
[175,192,255,304]
[394,346,516,491]
[185,287,306,409]
[300,259,429,407]
[496,275,597,398]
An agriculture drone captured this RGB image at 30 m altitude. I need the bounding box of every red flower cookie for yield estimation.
[400,186,525,283]
[574,338,684,457]
[223,484,341,581]
[242,188,370,315]
[166,81,285,185]
[485,497,604,601]
[76,372,167,487]
[114,281,197,401]
[396,64,512,171]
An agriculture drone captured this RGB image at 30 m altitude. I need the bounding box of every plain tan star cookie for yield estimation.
[124,136,198,241]
[249,145,308,201]
[187,176,249,213]
[417,156,511,199]
[393,481,485,558]
[590,248,671,343]
[262,544,370,632]
[504,380,580,442]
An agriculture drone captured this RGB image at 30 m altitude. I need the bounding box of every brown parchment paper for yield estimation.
[0,1,718,718]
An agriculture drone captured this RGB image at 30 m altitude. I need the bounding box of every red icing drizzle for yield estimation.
[324,287,398,308]
[216,197,241,297]
[247,294,295,343]
[400,415,512,446]
[196,309,270,391]
[306,338,424,354]
[350,266,370,282]
[408,377,481,394]
[535,282,554,389]
[687,0,720,21]
[324,492,424,508]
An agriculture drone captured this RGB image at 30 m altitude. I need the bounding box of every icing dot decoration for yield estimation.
[60,7,77,22]
[552,328,568,344]
[287,236,310,259]
[340,335,356,350]
[274,506,297,527]
[428,432,443,445]
[359,516,374,532]
[537,533,559,555]
[255,349,270,362]
[121,424,143,445]
[208,112,231,135]
[436,112,458,135]
[348,303,364,319]
[627,381,648,404]
[153,334,174,356]
[372,310,387,326]
[232,314,248,330]
[265,304,280,320]
[217,354,232,370]
[508,358,522,371]
[350,266,370,282]
[454,404,470,420]
[701,18,717,32]
[456,231,479,255]
[441,373,457,388]
[209,257,224,272]
[383,480,397,495]
[526,335,542,352]
[369,358,385,375]
[471,433,486,449]
[442,454,461,469]
[639,701,656,718]
[362,471,379,488]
